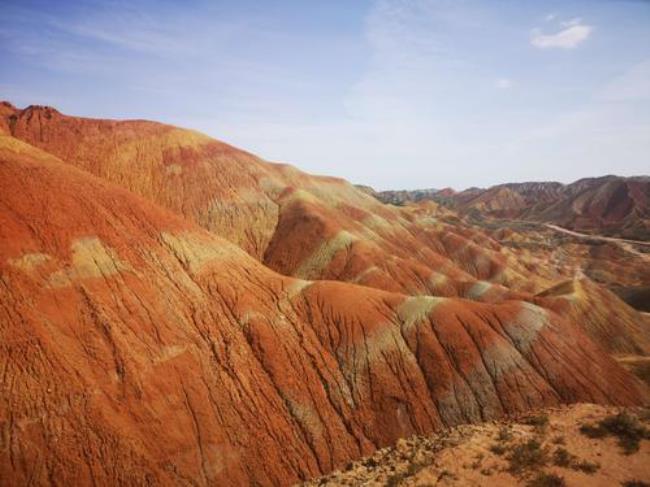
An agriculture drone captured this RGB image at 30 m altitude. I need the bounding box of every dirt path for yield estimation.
[544,223,650,262]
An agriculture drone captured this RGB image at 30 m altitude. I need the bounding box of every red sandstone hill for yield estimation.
[374,176,650,240]
[0,103,550,300]
[1,104,650,486]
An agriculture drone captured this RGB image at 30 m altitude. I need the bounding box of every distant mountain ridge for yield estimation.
[373,175,650,240]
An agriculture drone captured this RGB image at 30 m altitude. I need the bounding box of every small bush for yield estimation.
[552,447,575,467]
[526,472,566,487]
[574,460,599,474]
[579,423,606,439]
[551,436,565,445]
[490,444,506,455]
[507,439,548,474]
[622,481,650,487]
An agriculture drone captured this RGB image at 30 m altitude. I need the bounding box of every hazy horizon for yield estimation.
[2,0,649,190]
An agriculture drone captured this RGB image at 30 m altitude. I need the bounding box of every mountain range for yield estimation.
[1,102,649,486]
[372,176,650,241]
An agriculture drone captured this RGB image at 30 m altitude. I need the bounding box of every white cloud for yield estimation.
[530,21,593,49]
[545,13,556,22]
[495,78,513,89]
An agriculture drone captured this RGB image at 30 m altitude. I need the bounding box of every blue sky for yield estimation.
[1,0,649,189]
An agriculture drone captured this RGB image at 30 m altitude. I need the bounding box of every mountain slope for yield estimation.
[1,103,553,300]
[1,134,647,486]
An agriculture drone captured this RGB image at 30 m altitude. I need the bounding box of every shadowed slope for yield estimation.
[1,135,647,486]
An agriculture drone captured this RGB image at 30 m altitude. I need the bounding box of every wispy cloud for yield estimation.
[531,19,593,49]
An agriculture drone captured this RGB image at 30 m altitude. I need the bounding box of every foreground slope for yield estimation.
[1,135,647,486]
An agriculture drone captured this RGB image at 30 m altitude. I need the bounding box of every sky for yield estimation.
[1,0,649,190]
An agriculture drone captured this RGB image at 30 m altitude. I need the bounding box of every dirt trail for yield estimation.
[544,224,650,263]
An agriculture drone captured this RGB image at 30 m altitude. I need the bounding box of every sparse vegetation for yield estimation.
[526,472,566,487]
[551,447,599,473]
[580,411,650,454]
[308,405,649,486]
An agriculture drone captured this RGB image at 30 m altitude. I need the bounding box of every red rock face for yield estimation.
[1,105,649,486]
